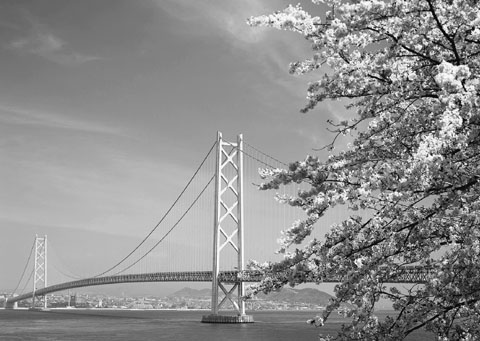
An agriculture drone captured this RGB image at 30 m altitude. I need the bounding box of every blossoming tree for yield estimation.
[247,0,480,339]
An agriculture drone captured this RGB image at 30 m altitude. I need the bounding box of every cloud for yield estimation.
[0,103,123,136]
[157,0,268,44]
[156,1,311,58]
[157,1,315,92]
[9,27,99,66]
[0,135,196,238]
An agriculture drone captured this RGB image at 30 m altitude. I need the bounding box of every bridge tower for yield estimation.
[32,235,48,309]
[202,132,253,323]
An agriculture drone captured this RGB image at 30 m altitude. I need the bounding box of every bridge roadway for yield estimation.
[6,266,434,306]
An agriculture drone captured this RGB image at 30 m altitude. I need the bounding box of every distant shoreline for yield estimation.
[1,306,398,314]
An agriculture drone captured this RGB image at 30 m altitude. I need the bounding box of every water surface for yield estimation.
[0,309,435,340]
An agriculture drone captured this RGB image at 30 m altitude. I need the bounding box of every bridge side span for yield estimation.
[7,271,219,306]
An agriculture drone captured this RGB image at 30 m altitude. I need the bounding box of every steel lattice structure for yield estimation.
[210,132,247,319]
[32,235,47,309]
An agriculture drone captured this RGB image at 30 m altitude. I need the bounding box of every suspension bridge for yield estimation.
[4,132,434,323]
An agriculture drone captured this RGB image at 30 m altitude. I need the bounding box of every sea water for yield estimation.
[0,309,435,340]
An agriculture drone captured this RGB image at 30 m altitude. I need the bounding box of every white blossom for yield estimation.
[248,0,480,339]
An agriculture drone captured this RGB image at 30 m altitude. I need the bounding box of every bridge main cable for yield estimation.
[94,139,217,277]
[223,139,288,170]
[113,173,215,275]
[11,237,35,295]
[244,141,289,168]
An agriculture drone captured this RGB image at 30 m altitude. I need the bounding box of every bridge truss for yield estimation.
[5,266,435,308]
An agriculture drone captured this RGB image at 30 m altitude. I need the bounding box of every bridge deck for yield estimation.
[6,266,434,306]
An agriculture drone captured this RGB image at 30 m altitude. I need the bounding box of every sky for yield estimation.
[0,1,351,295]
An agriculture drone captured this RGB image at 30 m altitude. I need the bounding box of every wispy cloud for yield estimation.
[0,103,123,136]
[0,139,194,237]
[157,0,268,44]
[8,15,99,66]
[157,1,315,95]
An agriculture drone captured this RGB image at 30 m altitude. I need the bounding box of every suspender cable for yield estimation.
[114,174,215,275]
[11,237,35,294]
[94,140,217,277]
[19,268,34,296]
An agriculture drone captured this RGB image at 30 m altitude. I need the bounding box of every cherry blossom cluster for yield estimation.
[248,0,480,339]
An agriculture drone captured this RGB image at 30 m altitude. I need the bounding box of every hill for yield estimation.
[257,287,333,306]
[167,287,211,299]
[169,286,333,306]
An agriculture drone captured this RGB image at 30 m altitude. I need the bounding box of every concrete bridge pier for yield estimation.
[201,314,254,323]
[5,298,18,309]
